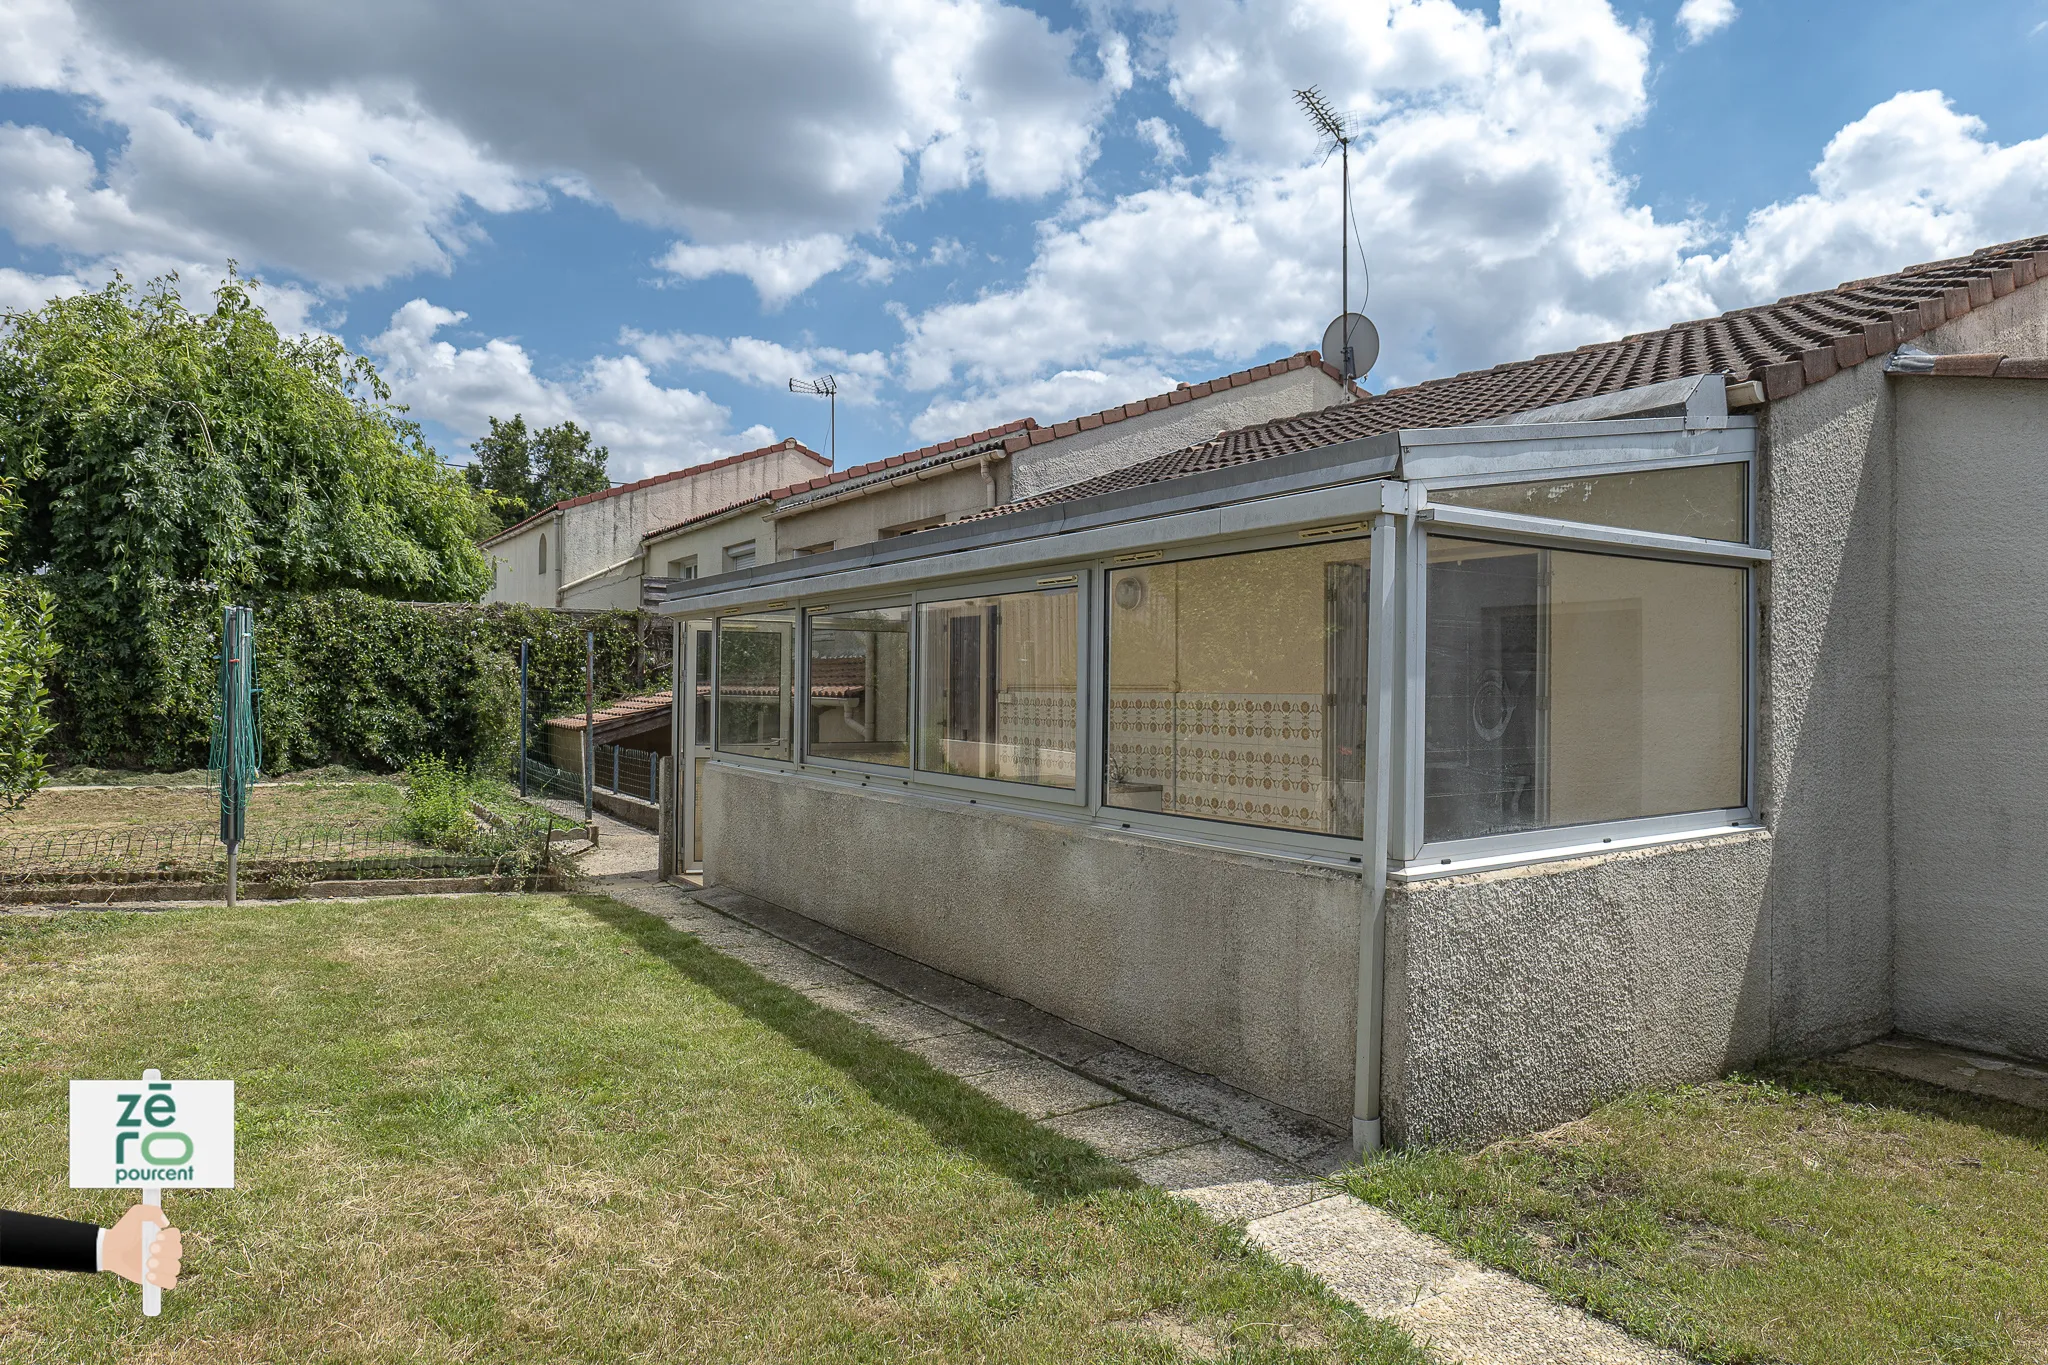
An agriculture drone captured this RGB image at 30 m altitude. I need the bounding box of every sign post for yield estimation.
[70,1069,235,1316]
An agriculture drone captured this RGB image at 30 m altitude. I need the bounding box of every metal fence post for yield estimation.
[583,630,595,822]
[612,744,620,795]
[518,638,530,797]
[656,756,675,881]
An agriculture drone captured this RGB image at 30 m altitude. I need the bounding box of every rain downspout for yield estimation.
[1353,489,1405,1156]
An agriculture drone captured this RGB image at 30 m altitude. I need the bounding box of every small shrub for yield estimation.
[400,756,477,853]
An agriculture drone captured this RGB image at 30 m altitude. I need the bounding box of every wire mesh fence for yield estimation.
[1,823,558,897]
[593,744,660,803]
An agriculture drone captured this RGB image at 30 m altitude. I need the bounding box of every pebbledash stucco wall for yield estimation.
[1890,376,2048,1061]
[703,764,1366,1125]
[1381,833,1772,1146]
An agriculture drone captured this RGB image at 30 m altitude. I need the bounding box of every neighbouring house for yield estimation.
[748,354,1357,568]
[652,234,2048,1152]
[482,438,829,608]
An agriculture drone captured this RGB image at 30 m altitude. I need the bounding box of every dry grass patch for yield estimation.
[3,781,406,841]
[0,895,1424,1364]
[1345,1070,2048,1365]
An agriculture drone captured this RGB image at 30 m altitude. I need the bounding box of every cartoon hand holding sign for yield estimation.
[67,1068,234,1316]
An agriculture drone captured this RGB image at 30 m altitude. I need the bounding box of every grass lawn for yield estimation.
[0,894,1423,1364]
[1345,1066,2048,1365]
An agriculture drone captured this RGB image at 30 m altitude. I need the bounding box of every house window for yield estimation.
[1428,464,1746,542]
[1105,540,1372,837]
[807,605,910,767]
[666,556,697,580]
[538,534,548,574]
[1425,536,1746,843]
[724,541,757,572]
[714,614,794,760]
[915,585,1078,789]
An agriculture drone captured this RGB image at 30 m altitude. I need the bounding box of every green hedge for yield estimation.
[47,592,667,774]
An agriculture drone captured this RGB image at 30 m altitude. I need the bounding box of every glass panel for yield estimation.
[808,605,911,767]
[1425,536,1745,842]
[1428,464,1746,541]
[1105,541,1371,838]
[916,586,1077,788]
[715,613,794,759]
[691,627,712,747]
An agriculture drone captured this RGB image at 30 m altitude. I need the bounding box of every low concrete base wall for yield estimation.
[1383,831,1773,1147]
[704,764,1363,1124]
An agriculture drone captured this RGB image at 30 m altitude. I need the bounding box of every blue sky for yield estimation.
[4,0,2047,481]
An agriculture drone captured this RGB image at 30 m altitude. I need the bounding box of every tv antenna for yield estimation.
[1294,85,1376,385]
[787,374,838,466]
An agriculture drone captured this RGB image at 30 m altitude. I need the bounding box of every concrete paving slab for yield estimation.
[1080,1047,1349,1169]
[805,979,916,1016]
[905,1030,1038,1078]
[1245,1195,1466,1313]
[1128,1140,1331,1224]
[1837,1034,2048,1111]
[1398,1270,1687,1365]
[1043,1101,1219,1160]
[963,1058,1120,1119]
[852,999,976,1045]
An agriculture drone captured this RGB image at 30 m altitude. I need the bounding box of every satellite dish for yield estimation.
[1321,312,1379,382]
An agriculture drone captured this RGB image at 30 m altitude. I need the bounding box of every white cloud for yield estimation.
[901,0,1703,410]
[0,265,91,313]
[909,358,1178,441]
[1679,90,2048,308]
[656,235,886,309]
[368,301,776,481]
[895,1,2048,437]
[1,0,1122,301]
[1135,116,1186,165]
[624,330,890,406]
[1675,0,1738,45]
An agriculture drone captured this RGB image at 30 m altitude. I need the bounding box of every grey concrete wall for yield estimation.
[1890,377,2048,1059]
[1382,833,1773,1147]
[1010,367,1348,499]
[704,763,1364,1124]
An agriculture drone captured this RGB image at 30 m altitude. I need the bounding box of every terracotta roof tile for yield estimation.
[766,418,1039,502]
[979,233,2048,521]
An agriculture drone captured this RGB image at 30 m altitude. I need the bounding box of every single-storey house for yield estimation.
[650,233,2048,1151]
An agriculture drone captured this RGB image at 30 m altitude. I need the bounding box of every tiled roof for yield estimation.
[983,234,2048,519]
[483,437,827,546]
[767,419,1040,503]
[543,690,671,732]
[768,351,1365,513]
[996,350,1363,454]
[641,494,771,545]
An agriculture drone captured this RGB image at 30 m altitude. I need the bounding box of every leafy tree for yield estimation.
[0,269,493,768]
[462,414,609,533]
[0,478,58,808]
[464,414,538,527]
[532,419,609,506]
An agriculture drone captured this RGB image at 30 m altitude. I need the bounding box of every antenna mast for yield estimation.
[1294,85,1355,384]
[787,374,838,466]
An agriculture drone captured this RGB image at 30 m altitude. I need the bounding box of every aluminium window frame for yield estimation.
[680,418,1763,880]
[799,594,916,780]
[1396,453,1763,878]
[1093,524,1385,861]
[905,568,1095,807]
[711,608,799,765]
